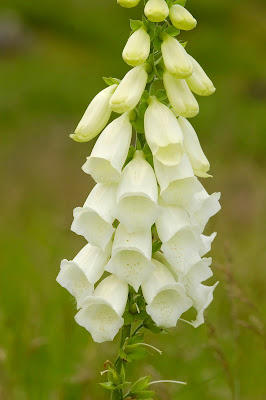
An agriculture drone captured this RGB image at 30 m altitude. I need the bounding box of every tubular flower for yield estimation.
[161,34,193,78]
[186,55,216,96]
[169,4,197,31]
[114,150,160,232]
[70,84,117,143]
[82,113,132,183]
[117,0,141,7]
[75,275,128,343]
[144,0,169,22]
[163,70,199,118]
[56,242,111,309]
[144,96,183,166]
[109,65,148,113]
[123,27,151,67]
[178,116,211,178]
[142,259,192,328]
[106,224,153,291]
[71,183,117,250]
[199,232,217,257]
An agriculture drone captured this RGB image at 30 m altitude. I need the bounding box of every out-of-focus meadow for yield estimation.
[0,0,265,399]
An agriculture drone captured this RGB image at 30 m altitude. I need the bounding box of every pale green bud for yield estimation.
[144,0,169,23]
[161,34,193,78]
[123,27,151,67]
[186,55,216,96]
[117,0,141,8]
[169,4,197,31]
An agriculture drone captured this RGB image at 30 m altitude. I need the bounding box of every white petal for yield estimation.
[75,275,128,343]
[178,117,211,178]
[82,113,132,183]
[123,27,151,67]
[180,257,213,287]
[163,70,199,118]
[106,224,153,291]
[114,151,160,231]
[199,232,217,257]
[144,0,169,22]
[144,96,183,166]
[71,183,117,250]
[187,282,219,327]
[57,242,111,308]
[109,65,148,113]
[142,259,192,328]
[161,34,193,78]
[187,189,221,232]
[70,85,117,142]
[186,55,216,96]
[169,4,197,31]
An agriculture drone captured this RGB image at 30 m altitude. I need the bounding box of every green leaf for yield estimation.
[164,25,180,37]
[102,77,121,86]
[131,117,145,134]
[153,35,162,52]
[130,19,143,31]
[143,143,154,168]
[152,240,162,254]
[154,89,168,101]
[141,90,149,103]
[123,311,135,325]
[130,376,151,393]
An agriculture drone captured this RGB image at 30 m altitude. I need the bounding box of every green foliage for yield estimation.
[102,77,121,86]
[130,19,143,32]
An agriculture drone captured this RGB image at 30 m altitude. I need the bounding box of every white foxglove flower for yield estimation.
[82,113,132,183]
[179,258,218,327]
[156,201,202,276]
[144,96,183,166]
[142,259,192,328]
[144,0,169,22]
[70,85,117,143]
[199,232,217,257]
[106,224,153,291]
[161,34,193,78]
[71,183,117,250]
[118,0,141,7]
[178,116,211,178]
[186,55,216,96]
[57,243,111,309]
[163,70,199,118]
[154,153,202,206]
[75,275,128,343]
[169,4,197,31]
[114,151,160,232]
[109,65,148,114]
[123,27,151,67]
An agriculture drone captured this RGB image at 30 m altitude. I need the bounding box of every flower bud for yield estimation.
[144,0,169,22]
[186,55,216,96]
[144,96,183,166]
[106,224,154,291]
[75,275,128,343]
[114,151,160,232]
[109,65,148,114]
[82,113,132,183]
[178,116,211,178]
[163,70,199,118]
[70,84,117,142]
[117,0,141,8]
[56,243,111,309]
[161,34,193,78]
[123,27,151,67]
[142,259,192,328]
[169,4,197,31]
[71,183,117,250]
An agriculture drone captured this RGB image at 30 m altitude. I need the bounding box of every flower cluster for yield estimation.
[57,0,221,345]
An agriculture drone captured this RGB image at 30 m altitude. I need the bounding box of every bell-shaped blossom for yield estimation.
[82,113,132,183]
[156,201,203,276]
[118,0,141,7]
[109,65,148,114]
[56,242,111,309]
[163,70,199,118]
[71,183,117,250]
[161,34,193,78]
[178,116,211,178]
[169,4,197,31]
[179,258,218,327]
[75,275,128,343]
[144,0,169,22]
[144,96,183,166]
[123,27,151,67]
[199,232,217,257]
[154,153,202,206]
[186,55,216,96]
[70,84,117,143]
[106,224,153,291]
[114,151,160,232]
[142,259,192,328]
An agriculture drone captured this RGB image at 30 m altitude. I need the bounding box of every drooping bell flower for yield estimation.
[123,27,151,67]
[186,55,216,96]
[169,4,197,31]
[144,0,169,22]
[161,34,193,78]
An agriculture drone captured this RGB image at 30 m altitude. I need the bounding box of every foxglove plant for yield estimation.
[57,0,221,398]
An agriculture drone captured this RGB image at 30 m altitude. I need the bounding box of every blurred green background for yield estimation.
[0,0,265,399]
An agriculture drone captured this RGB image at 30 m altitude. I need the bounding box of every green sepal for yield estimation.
[164,25,180,37]
[99,381,130,391]
[180,40,188,48]
[172,0,187,6]
[141,90,150,102]
[143,318,171,334]
[126,347,151,361]
[130,376,151,392]
[136,138,142,150]
[153,35,162,52]
[102,77,121,86]
[154,89,168,101]
[143,143,154,168]
[123,145,136,167]
[152,240,162,254]
[130,19,143,32]
[127,333,144,345]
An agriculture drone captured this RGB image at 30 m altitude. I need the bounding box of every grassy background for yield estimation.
[0,0,265,399]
